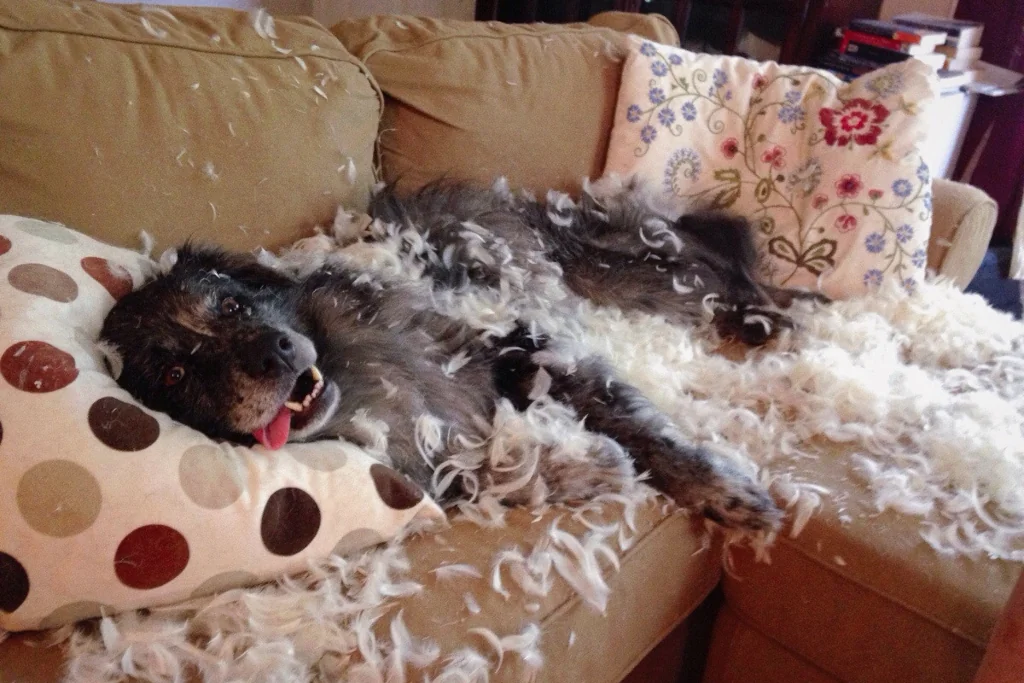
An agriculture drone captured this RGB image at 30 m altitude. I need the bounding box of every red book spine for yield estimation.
[840,29,911,53]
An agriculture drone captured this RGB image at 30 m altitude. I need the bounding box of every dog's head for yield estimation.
[99,245,339,448]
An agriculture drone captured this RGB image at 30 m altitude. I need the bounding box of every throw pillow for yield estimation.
[604,39,937,298]
[0,217,443,632]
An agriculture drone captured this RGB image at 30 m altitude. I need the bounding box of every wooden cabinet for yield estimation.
[477,0,885,66]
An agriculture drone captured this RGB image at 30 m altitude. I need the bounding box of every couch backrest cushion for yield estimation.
[0,0,381,253]
[331,12,679,196]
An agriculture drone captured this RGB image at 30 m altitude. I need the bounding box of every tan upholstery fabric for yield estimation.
[330,13,679,196]
[0,503,719,683]
[928,178,998,288]
[0,0,381,254]
[704,449,1022,683]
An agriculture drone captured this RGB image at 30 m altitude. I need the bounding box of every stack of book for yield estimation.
[818,14,984,90]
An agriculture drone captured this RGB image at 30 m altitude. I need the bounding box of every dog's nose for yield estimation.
[247,331,298,377]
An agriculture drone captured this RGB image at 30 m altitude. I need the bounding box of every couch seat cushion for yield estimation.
[0,0,381,253]
[0,502,719,682]
[330,13,677,196]
[718,446,1022,682]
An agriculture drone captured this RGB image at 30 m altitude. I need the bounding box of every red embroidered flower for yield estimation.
[721,137,740,158]
[834,214,858,233]
[812,194,829,210]
[868,189,884,201]
[835,173,863,199]
[760,145,787,169]
[753,74,768,90]
[818,98,890,147]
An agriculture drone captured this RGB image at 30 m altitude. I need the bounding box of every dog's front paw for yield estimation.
[699,476,783,534]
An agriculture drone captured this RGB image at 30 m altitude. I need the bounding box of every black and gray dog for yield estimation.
[100,182,806,533]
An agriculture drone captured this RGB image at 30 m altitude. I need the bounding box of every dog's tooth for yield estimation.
[285,401,304,412]
[309,365,322,382]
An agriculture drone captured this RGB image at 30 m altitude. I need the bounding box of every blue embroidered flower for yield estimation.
[896,224,914,244]
[680,101,697,121]
[902,278,917,294]
[865,232,886,254]
[652,61,669,77]
[912,248,927,268]
[640,42,657,57]
[658,108,676,127]
[892,178,913,198]
[922,192,933,212]
[663,147,703,194]
[626,104,642,123]
[708,86,716,96]
[778,105,805,124]
[784,90,801,105]
[669,53,683,65]
[864,269,884,288]
[917,161,930,184]
[640,125,657,144]
[649,87,666,104]
[725,90,733,100]
[712,68,727,87]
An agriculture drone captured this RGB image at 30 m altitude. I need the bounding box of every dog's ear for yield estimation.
[173,242,297,290]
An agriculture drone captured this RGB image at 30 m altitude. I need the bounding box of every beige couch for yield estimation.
[0,1,1014,681]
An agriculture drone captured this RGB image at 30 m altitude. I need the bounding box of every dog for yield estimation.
[99,181,807,533]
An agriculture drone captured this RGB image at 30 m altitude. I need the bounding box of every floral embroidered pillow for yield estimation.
[603,39,937,298]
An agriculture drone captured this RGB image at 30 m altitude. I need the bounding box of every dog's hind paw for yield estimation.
[714,306,793,346]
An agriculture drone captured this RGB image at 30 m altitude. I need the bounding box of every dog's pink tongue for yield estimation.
[252,406,291,450]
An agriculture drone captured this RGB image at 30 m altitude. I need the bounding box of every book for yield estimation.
[843,41,947,69]
[936,69,978,91]
[935,44,983,70]
[817,50,884,78]
[849,18,947,48]
[893,13,984,47]
[838,28,937,55]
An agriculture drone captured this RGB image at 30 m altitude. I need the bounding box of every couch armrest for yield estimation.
[927,178,998,289]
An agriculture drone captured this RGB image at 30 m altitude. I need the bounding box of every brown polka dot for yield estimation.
[38,601,111,629]
[190,570,260,598]
[0,234,10,256]
[261,488,321,556]
[0,553,29,613]
[290,444,348,471]
[1,341,79,392]
[16,219,77,244]
[88,397,159,451]
[179,445,245,509]
[81,257,133,300]
[17,460,102,538]
[370,463,425,510]
[8,263,79,303]
[331,528,386,557]
[114,525,190,590]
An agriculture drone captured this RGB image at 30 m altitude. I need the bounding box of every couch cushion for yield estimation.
[0,502,719,682]
[715,448,1021,683]
[330,13,678,196]
[0,0,381,253]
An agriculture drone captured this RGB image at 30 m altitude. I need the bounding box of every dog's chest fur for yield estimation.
[294,273,498,486]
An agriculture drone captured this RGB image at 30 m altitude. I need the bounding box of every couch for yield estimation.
[0,1,1016,681]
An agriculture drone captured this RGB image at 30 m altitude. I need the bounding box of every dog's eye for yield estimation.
[221,297,241,315]
[164,365,186,386]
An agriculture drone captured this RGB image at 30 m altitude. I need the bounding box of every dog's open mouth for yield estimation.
[252,365,327,450]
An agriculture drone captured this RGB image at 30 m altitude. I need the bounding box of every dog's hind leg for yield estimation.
[494,332,782,532]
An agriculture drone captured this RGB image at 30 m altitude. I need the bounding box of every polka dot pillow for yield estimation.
[604,39,937,299]
[0,217,443,632]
